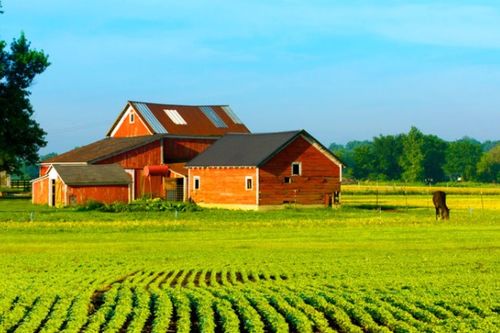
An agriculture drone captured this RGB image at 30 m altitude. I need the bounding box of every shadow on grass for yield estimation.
[347,204,421,211]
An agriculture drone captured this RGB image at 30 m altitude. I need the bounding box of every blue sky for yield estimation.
[2,0,500,154]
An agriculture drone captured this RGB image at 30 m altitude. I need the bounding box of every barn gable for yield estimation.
[107,101,250,138]
[186,130,343,168]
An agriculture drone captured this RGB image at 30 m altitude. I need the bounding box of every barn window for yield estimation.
[291,162,301,176]
[193,176,200,190]
[284,177,292,184]
[129,112,135,123]
[245,176,253,190]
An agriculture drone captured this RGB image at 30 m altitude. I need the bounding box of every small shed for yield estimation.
[32,164,131,206]
[186,130,343,209]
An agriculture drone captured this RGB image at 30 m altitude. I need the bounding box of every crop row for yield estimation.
[0,284,497,332]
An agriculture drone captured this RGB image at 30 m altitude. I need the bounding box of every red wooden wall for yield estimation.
[259,136,341,206]
[66,185,129,205]
[112,111,151,137]
[189,168,257,205]
[32,177,49,205]
[163,138,216,163]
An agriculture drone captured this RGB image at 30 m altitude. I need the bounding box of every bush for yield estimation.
[76,198,201,213]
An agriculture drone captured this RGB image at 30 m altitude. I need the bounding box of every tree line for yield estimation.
[329,127,499,183]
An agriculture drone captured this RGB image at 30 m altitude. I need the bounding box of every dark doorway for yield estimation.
[51,179,56,207]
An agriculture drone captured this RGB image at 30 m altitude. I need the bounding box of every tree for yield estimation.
[422,134,447,183]
[0,31,50,173]
[444,138,483,181]
[476,144,500,183]
[351,142,376,179]
[371,134,403,180]
[399,127,425,182]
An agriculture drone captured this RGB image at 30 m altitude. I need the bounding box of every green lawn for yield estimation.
[0,199,498,332]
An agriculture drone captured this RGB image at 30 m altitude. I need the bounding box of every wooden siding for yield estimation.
[112,110,151,137]
[32,177,49,205]
[259,136,340,205]
[163,138,216,163]
[39,165,50,177]
[66,185,129,205]
[97,141,162,168]
[189,168,257,205]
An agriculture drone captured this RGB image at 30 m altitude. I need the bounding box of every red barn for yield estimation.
[32,101,343,208]
[186,130,343,209]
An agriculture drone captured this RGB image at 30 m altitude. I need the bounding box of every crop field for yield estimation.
[0,194,498,332]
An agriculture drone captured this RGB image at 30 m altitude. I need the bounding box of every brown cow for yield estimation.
[432,191,449,220]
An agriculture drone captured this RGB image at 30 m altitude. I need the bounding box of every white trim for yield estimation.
[41,162,88,166]
[109,105,153,137]
[245,176,253,190]
[188,168,191,200]
[125,169,135,202]
[193,176,200,190]
[183,177,187,202]
[291,161,302,176]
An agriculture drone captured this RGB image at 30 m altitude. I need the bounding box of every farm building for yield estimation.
[32,101,343,208]
[186,130,342,209]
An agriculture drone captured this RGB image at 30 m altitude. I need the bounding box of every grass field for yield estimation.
[0,194,498,332]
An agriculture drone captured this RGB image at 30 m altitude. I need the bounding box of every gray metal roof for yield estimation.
[186,130,304,167]
[53,164,131,186]
[132,102,168,134]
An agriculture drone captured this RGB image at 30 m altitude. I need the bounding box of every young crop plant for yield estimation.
[263,289,314,333]
[9,296,54,333]
[59,293,93,332]
[82,287,119,332]
[274,286,334,333]
[213,298,241,333]
[150,289,173,333]
[125,288,151,333]
[39,296,73,333]
[187,289,216,333]
[210,288,265,333]
[243,288,289,333]
[101,285,133,333]
[0,295,38,332]
[298,290,362,333]
[169,289,191,333]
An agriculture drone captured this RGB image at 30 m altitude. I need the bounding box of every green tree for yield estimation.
[422,134,447,183]
[399,127,425,182]
[0,32,49,172]
[371,134,403,180]
[444,138,483,181]
[351,142,376,179]
[476,144,500,182]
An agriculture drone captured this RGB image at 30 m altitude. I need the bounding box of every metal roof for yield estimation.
[107,101,250,137]
[132,102,168,134]
[186,130,304,167]
[186,130,344,168]
[53,164,131,186]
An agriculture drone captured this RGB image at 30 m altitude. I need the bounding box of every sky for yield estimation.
[2,0,500,154]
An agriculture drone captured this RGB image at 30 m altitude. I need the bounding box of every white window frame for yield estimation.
[129,112,135,123]
[245,176,253,190]
[291,162,301,176]
[193,176,200,190]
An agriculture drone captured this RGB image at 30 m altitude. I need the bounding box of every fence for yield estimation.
[10,179,31,192]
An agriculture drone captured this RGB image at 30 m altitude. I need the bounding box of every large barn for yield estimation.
[32,101,343,208]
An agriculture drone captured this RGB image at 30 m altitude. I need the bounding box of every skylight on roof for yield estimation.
[164,109,187,125]
[199,106,228,128]
[221,106,243,124]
